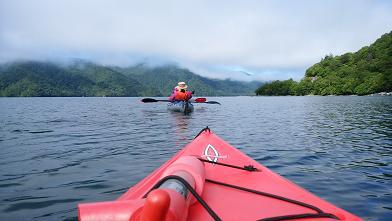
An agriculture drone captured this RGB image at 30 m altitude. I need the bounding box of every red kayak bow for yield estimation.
[78,127,362,221]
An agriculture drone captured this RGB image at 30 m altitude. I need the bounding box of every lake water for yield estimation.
[0,97,391,220]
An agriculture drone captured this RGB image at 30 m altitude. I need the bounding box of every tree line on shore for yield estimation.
[256,31,392,96]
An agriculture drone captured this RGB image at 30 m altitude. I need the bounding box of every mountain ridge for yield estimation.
[0,60,262,97]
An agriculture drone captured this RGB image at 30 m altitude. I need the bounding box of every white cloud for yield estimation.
[0,0,391,80]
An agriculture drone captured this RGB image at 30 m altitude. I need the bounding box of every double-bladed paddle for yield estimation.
[141,97,221,105]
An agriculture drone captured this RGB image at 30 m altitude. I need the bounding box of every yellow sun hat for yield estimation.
[177,82,187,89]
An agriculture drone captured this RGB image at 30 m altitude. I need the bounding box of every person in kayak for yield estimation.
[169,82,193,102]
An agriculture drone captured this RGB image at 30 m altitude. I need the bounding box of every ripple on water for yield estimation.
[4,198,83,212]
[28,130,54,134]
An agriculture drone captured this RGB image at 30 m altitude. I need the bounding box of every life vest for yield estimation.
[175,90,188,100]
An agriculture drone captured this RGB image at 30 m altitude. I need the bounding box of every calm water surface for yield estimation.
[0,97,391,220]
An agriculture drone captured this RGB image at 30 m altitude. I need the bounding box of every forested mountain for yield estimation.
[256,31,392,96]
[0,61,261,97]
[115,64,261,96]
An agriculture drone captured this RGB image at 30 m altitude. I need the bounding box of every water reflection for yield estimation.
[169,111,192,148]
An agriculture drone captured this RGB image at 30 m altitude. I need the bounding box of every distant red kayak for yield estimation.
[78,127,362,221]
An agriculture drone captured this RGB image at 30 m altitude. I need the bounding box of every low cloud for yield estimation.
[1,0,391,80]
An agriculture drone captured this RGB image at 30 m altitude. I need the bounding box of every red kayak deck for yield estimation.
[113,128,361,221]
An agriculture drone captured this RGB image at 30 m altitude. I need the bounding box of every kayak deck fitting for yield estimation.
[78,127,362,221]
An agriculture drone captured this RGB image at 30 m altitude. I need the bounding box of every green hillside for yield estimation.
[116,64,260,96]
[0,61,261,97]
[0,61,144,97]
[256,31,392,96]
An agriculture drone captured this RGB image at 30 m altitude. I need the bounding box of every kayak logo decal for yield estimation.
[202,144,227,163]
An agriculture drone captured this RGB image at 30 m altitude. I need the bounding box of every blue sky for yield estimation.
[0,0,391,81]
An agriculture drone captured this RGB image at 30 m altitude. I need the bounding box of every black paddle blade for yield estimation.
[141,98,172,103]
[205,101,221,105]
[141,98,157,103]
